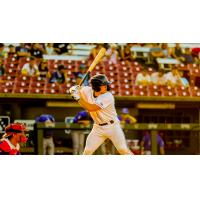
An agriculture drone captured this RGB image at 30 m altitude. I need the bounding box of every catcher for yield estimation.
[0,123,28,155]
[69,74,132,155]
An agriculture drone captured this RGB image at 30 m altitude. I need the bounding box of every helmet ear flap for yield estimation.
[92,84,101,92]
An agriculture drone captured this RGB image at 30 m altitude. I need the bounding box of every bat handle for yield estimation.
[79,73,90,86]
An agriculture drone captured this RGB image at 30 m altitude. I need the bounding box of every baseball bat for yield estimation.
[79,47,106,86]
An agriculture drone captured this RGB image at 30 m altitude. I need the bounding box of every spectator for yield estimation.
[45,43,56,55]
[191,47,200,62]
[181,48,198,64]
[7,44,16,58]
[135,67,151,86]
[164,66,180,86]
[0,123,28,155]
[15,43,31,58]
[161,43,171,58]
[90,44,104,60]
[151,69,166,86]
[0,43,6,58]
[53,43,72,55]
[71,110,92,155]
[35,114,55,155]
[149,43,164,70]
[30,43,45,59]
[105,44,119,64]
[171,43,184,61]
[140,131,165,155]
[0,57,5,77]
[38,59,50,79]
[120,44,134,62]
[177,70,189,88]
[118,108,137,124]
[21,56,40,77]
[49,64,66,84]
[74,64,90,86]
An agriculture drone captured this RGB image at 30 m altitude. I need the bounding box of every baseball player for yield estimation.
[0,123,28,155]
[35,114,55,155]
[69,74,132,155]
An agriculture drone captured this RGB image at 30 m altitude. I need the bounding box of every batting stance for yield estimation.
[70,74,132,155]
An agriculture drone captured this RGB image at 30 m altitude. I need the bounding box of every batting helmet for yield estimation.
[3,123,27,138]
[90,74,111,92]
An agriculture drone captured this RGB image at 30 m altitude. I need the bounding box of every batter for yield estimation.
[69,74,132,155]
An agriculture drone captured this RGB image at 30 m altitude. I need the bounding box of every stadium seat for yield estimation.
[105,71,118,78]
[118,71,133,78]
[12,87,29,94]
[176,86,191,97]
[0,74,15,81]
[15,75,31,82]
[5,68,17,76]
[133,85,148,96]
[119,88,133,96]
[0,87,13,93]
[104,65,118,72]
[45,82,60,90]
[190,86,200,97]
[59,83,73,94]
[161,86,176,96]
[148,85,162,96]
[14,80,30,88]
[28,87,44,94]
[44,88,60,94]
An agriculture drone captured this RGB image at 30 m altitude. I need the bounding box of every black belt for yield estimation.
[98,120,114,126]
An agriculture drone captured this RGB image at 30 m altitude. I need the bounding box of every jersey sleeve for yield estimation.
[94,93,114,109]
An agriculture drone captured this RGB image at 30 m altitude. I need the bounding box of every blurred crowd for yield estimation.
[0,43,199,90]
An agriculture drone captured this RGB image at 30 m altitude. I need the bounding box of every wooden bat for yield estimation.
[79,47,106,86]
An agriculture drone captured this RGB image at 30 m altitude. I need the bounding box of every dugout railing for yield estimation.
[34,123,200,155]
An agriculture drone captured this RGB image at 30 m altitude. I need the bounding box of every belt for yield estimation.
[98,120,114,126]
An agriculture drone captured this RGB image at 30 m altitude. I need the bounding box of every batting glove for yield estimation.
[69,85,80,94]
[69,85,80,101]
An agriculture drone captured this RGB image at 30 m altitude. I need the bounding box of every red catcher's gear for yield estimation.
[0,139,20,155]
[3,123,27,138]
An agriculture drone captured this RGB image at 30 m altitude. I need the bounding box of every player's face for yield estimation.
[14,132,28,144]
[100,85,107,93]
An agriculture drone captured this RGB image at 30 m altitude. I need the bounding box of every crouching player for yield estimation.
[0,123,28,155]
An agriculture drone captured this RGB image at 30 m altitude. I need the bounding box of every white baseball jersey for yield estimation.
[80,86,131,155]
[80,86,119,125]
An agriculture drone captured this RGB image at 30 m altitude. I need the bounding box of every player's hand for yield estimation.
[69,85,80,101]
[69,85,80,94]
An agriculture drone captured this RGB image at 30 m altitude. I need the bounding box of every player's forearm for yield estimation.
[78,98,100,112]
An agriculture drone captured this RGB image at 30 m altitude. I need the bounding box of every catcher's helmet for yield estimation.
[3,123,27,138]
[90,74,111,92]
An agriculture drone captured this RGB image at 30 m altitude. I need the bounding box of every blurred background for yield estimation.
[0,43,200,155]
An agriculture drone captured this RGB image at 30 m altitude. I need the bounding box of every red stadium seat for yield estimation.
[44,88,59,94]
[133,85,148,96]
[28,87,44,94]
[119,88,133,96]
[59,83,73,94]
[0,87,13,93]
[190,86,200,97]
[12,87,29,94]
[175,86,190,95]
[0,74,15,81]
[161,86,176,96]
[148,85,162,96]
[110,90,119,96]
